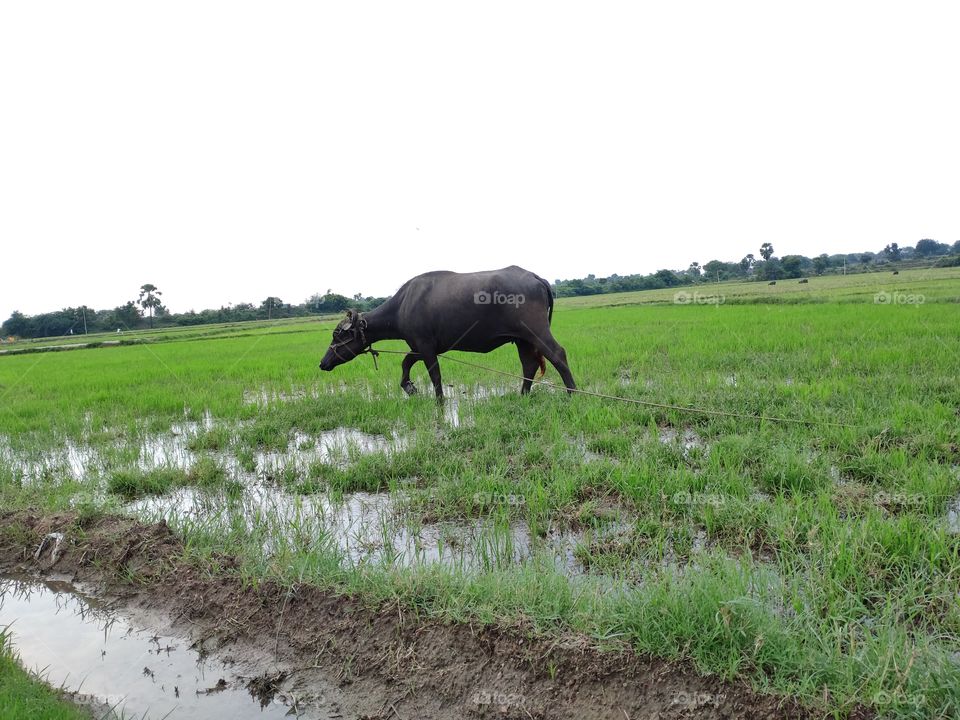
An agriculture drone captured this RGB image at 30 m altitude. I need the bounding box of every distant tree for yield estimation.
[781,255,804,278]
[653,269,682,287]
[757,258,783,281]
[310,291,352,313]
[0,310,29,337]
[261,296,283,319]
[813,254,829,275]
[883,243,902,261]
[74,305,94,334]
[860,253,873,266]
[138,284,163,329]
[703,260,739,280]
[759,243,775,261]
[111,301,141,329]
[739,254,756,273]
[687,262,702,279]
[953,240,960,254]
[915,239,950,257]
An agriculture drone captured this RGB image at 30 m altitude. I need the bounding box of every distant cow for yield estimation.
[768,281,777,285]
[319,266,577,398]
[799,279,809,284]
[893,270,899,275]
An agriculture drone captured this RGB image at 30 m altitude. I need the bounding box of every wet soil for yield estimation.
[0,510,838,720]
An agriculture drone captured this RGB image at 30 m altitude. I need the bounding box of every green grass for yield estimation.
[1,267,959,718]
[0,629,92,720]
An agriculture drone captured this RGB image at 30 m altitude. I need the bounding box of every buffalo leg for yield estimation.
[516,340,542,395]
[400,352,420,395]
[420,351,444,399]
[528,333,576,393]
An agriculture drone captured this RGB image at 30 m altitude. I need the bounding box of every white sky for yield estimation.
[2,2,958,318]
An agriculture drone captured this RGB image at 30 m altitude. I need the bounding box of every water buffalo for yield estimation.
[319,266,576,398]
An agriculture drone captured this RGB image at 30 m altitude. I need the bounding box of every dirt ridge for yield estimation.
[0,511,836,719]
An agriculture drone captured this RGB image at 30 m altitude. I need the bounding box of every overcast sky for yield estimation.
[2,2,958,318]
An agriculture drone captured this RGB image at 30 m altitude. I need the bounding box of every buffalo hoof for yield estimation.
[402,381,418,396]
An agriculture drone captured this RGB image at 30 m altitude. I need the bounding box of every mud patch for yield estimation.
[0,511,819,720]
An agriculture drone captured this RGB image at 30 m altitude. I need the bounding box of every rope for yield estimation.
[361,346,860,429]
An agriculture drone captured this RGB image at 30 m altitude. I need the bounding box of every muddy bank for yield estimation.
[0,511,829,720]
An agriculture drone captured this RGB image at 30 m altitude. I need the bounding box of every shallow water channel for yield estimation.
[0,574,329,719]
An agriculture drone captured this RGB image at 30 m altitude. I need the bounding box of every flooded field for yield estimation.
[128,485,656,579]
[0,420,404,488]
[1,412,732,583]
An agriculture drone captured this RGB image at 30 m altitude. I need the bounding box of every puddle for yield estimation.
[128,483,716,586]
[945,494,960,534]
[243,387,313,406]
[0,419,403,486]
[139,425,401,477]
[658,426,708,457]
[240,385,357,406]
[257,428,401,474]
[0,436,101,485]
[129,487,595,576]
[0,575,325,719]
[616,369,656,389]
[243,383,368,406]
[3,380,512,486]
[440,384,512,427]
[575,438,607,464]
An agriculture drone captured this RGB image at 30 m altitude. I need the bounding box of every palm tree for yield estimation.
[138,284,163,329]
[759,243,775,261]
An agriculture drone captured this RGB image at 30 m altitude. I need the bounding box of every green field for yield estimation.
[2,268,959,718]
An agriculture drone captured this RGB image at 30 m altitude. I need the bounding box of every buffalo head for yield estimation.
[319,310,368,371]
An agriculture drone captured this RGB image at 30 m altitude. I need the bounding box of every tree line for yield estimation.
[552,239,960,297]
[3,239,958,339]
[1,284,388,340]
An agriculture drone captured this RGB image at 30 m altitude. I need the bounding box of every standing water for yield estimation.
[0,575,330,719]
